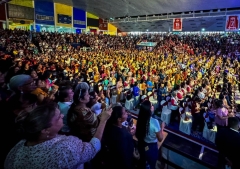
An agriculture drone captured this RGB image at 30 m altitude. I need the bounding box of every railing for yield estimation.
[107,9,240,23]
[162,129,219,169]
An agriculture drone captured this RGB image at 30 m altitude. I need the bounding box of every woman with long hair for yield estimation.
[135,100,165,169]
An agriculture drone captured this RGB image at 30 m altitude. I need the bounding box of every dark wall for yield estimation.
[0,4,6,21]
[87,18,99,27]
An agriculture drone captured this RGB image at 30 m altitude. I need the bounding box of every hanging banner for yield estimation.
[58,14,71,24]
[173,18,182,31]
[55,3,72,27]
[99,18,108,30]
[87,12,99,19]
[9,4,34,20]
[108,23,117,35]
[35,1,54,25]
[73,8,86,28]
[0,4,6,21]
[225,15,239,31]
[10,0,33,8]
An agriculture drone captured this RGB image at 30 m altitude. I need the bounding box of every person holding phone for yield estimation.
[67,85,111,142]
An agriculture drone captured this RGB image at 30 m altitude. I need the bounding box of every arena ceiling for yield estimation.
[35,0,240,19]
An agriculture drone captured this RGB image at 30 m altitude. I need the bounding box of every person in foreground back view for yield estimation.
[215,117,240,169]
[135,100,165,169]
[4,102,112,169]
[103,105,134,169]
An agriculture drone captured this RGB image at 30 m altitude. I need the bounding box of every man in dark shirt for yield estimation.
[215,117,240,169]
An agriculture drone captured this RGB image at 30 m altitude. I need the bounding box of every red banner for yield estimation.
[173,18,182,31]
[225,15,239,31]
[99,18,108,30]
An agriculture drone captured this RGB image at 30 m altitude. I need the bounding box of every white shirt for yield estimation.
[170,97,178,110]
[144,117,160,143]
[198,92,205,100]
[5,135,101,169]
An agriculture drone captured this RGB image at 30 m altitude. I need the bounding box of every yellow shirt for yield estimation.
[94,75,99,83]
[140,83,147,90]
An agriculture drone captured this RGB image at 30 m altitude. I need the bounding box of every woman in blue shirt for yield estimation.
[136,100,165,169]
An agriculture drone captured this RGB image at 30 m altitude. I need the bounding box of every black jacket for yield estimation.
[215,127,240,169]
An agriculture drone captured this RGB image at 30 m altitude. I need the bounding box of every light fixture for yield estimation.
[202,28,205,31]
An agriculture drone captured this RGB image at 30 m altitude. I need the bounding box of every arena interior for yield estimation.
[1,0,240,169]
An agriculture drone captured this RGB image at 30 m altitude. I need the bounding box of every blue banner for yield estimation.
[73,8,86,28]
[35,1,54,25]
[58,14,72,24]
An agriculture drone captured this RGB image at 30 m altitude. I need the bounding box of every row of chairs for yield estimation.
[160,93,218,143]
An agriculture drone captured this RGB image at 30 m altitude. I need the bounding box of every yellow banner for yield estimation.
[87,12,99,19]
[9,0,33,8]
[108,23,117,35]
[55,3,72,27]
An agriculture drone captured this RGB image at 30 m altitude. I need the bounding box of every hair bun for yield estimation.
[15,110,31,135]
[15,110,30,124]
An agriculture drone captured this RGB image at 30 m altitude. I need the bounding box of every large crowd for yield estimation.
[1,29,240,169]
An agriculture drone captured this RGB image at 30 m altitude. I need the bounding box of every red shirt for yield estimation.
[181,88,187,95]
[186,85,191,93]
[171,98,178,106]
[142,75,147,81]
[177,90,183,100]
